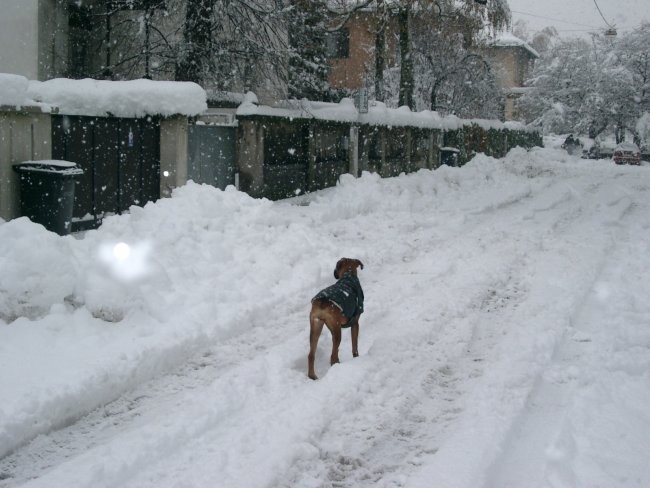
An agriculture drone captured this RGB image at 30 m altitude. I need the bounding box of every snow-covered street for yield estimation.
[1,147,649,487]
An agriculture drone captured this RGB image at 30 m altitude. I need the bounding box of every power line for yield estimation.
[510,9,602,29]
[592,0,615,28]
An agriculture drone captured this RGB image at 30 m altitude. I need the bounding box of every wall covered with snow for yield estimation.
[237,96,531,132]
[0,74,208,117]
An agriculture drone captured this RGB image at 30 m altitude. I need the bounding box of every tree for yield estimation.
[287,0,332,100]
[72,1,290,95]
[396,0,510,109]
[512,19,558,56]
[331,0,510,110]
[175,0,215,82]
[67,1,179,80]
[520,25,650,143]
[613,23,650,142]
[175,0,289,92]
[409,3,503,117]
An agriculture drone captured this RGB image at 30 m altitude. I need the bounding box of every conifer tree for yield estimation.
[287,0,332,100]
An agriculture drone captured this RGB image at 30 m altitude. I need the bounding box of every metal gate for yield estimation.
[52,115,160,231]
[187,124,236,190]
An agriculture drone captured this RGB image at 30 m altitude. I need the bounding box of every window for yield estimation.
[327,28,350,59]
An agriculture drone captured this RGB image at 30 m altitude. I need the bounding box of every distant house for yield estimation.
[326,9,398,93]
[485,33,539,121]
[326,10,539,121]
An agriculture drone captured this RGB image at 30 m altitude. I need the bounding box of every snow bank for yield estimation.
[0,218,77,323]
[0,74,207,117]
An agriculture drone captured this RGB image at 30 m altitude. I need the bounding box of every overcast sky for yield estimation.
[508,0,650,37]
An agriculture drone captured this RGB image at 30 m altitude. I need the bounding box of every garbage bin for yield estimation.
[13,160,84,235]
[440,147,460,167]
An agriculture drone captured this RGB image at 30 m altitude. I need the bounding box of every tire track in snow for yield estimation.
[485,188,647,488]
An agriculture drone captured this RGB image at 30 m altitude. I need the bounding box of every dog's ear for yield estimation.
[334,258,344,279]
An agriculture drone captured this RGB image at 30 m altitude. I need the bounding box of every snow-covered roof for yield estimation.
[0,74,207,118]
[490,33,540,59]
[237,96,531,132]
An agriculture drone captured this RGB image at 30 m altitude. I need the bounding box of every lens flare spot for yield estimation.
[113,242,131,261]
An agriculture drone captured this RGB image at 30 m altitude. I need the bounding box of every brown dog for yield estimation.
[308,258,364,380]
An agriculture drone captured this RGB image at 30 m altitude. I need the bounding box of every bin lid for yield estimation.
[13,160,84,176]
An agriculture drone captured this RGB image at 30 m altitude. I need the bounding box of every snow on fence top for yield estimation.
[0,73,30,107]
[0,74,207,118]
[237,94,531,132]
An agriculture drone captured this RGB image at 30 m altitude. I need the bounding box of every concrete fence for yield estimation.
[0,106,52,221]
[1,101,543,228]
[236,109,542,200]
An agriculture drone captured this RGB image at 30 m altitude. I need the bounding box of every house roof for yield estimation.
[490,33,540,59]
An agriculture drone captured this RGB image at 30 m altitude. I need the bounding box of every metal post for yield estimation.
[349,125,359,177]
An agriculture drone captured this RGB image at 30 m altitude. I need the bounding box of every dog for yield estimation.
[308,258,364,380]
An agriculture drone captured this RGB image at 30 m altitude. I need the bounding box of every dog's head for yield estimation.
[334,258,364,279]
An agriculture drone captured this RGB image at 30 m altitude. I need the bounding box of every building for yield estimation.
[0,0,69,81]
[326,9,539,121]
[486,33,540,121]
[327,9,398,94]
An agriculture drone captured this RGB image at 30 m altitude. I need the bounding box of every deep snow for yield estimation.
[1,147,649,487]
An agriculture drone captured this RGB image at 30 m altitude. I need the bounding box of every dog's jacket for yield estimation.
[312,271,364,326]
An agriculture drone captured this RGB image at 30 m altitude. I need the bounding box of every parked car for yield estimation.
[613,141,642,165]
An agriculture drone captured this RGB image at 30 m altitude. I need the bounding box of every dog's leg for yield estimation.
[308,315,324,380]
[350,316,359,358]
[330,325,342,366]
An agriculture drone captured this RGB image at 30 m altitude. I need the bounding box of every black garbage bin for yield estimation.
[13,161,84,235]
[440,147,460,167]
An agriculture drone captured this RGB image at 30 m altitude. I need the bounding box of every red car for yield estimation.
[613,142,642,165]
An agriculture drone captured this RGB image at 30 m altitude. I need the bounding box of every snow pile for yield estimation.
[0,218,77,323]
[27,78,207,117]
[0,148,649,487]
[0,73,31,107]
